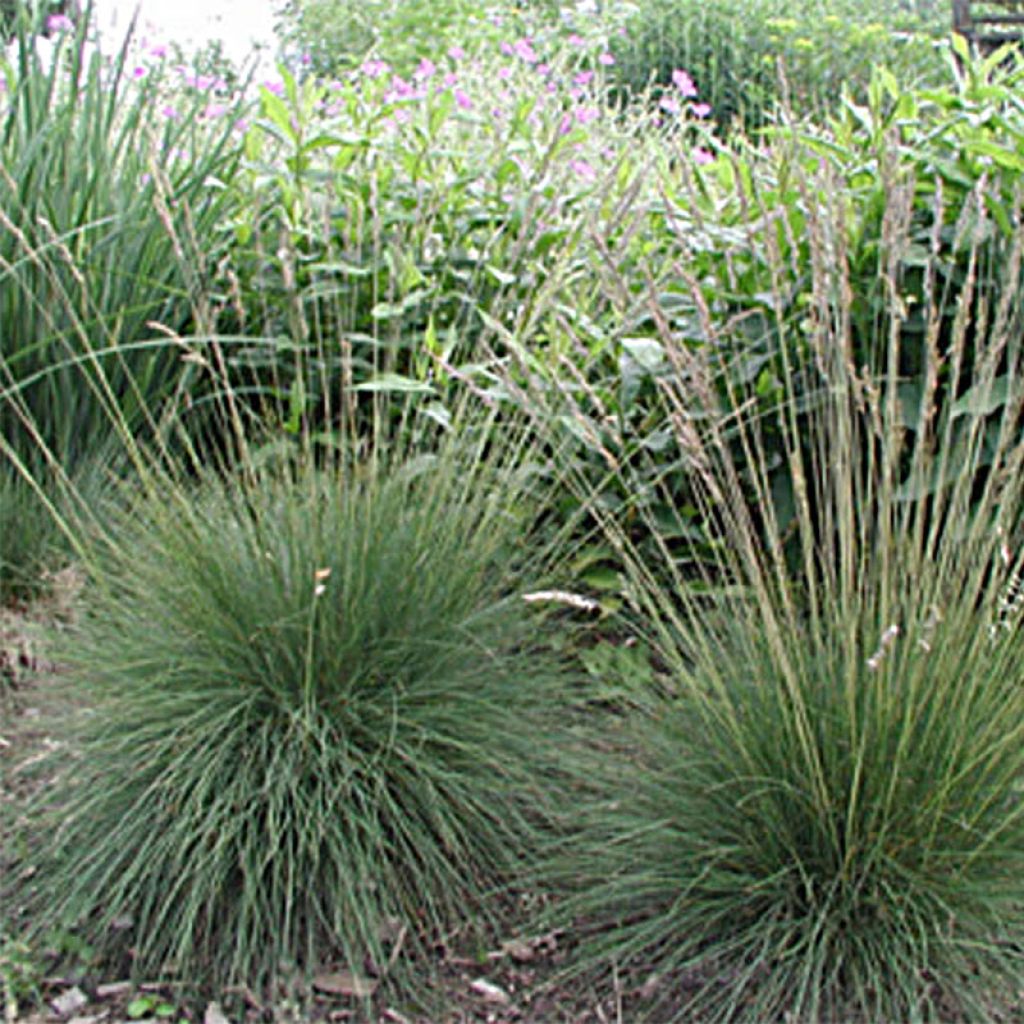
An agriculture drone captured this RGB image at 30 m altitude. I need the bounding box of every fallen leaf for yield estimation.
[377,916,405,944]
[313,971,379,998]
[501,939,534,962]
[469,978,510,1005]
[222,984,262,1011]
[50,986,88,1018]
[202,1001,231,1024]
[95,982,133,999]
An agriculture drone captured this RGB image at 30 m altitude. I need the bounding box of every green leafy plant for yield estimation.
[208,37,707,442]
[609,0,944,132]
[125,993,178,1019]
[0,933,43,1022]
[274,0,514,76]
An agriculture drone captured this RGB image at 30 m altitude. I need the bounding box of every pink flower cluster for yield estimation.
[341,31,716,177]
[657,69,712,120]
[45,13,74,33]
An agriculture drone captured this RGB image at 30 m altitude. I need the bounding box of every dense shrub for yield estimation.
[274,0,516,77]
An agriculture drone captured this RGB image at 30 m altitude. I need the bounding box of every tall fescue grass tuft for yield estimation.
[21,408,576,1002]
[531,151,1024,1020]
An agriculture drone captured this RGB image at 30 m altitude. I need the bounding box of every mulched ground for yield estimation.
[1,601,620,1024]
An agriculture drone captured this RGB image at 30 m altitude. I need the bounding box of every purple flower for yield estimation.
[691,101,711,118]
[443,71,458,88]
[389,75,414,97]
[659,95,681,115]
[598,52,615,66]
[448,45,465,60]
[454,89,472,110]
[497,66,512,81]
[693,146,714,165]
[567,33,585,47]
[188,73,221,91]
[672,69,698,98]
[575,106,599,125]
[558,113,573,136]
[414,58,436,80]
[570,159,596,181]
[132,65,147,79]
[148,43,168,58]
[262,79,285,96]
[536,62,550,76]
[513,38,538,64]
[500,41,515,57]
[574,70,594,86]
[160,104,179,119]
[202,102,228,119]
[301,52,312,66]
[360,59,390,79]
[45,13,73,32]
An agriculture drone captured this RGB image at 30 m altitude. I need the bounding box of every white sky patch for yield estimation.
[93,0,280,74]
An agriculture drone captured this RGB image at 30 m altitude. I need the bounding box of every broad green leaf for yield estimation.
[353,373,435,395]
[370,289,431,319]
[261,90,296,143]
[621,338,665,373]
[951,375,1013,418]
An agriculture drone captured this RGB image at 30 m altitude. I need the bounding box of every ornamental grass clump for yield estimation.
[537,157,1024,1020]
[0,12,247,600]
[21,426,574,1003]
